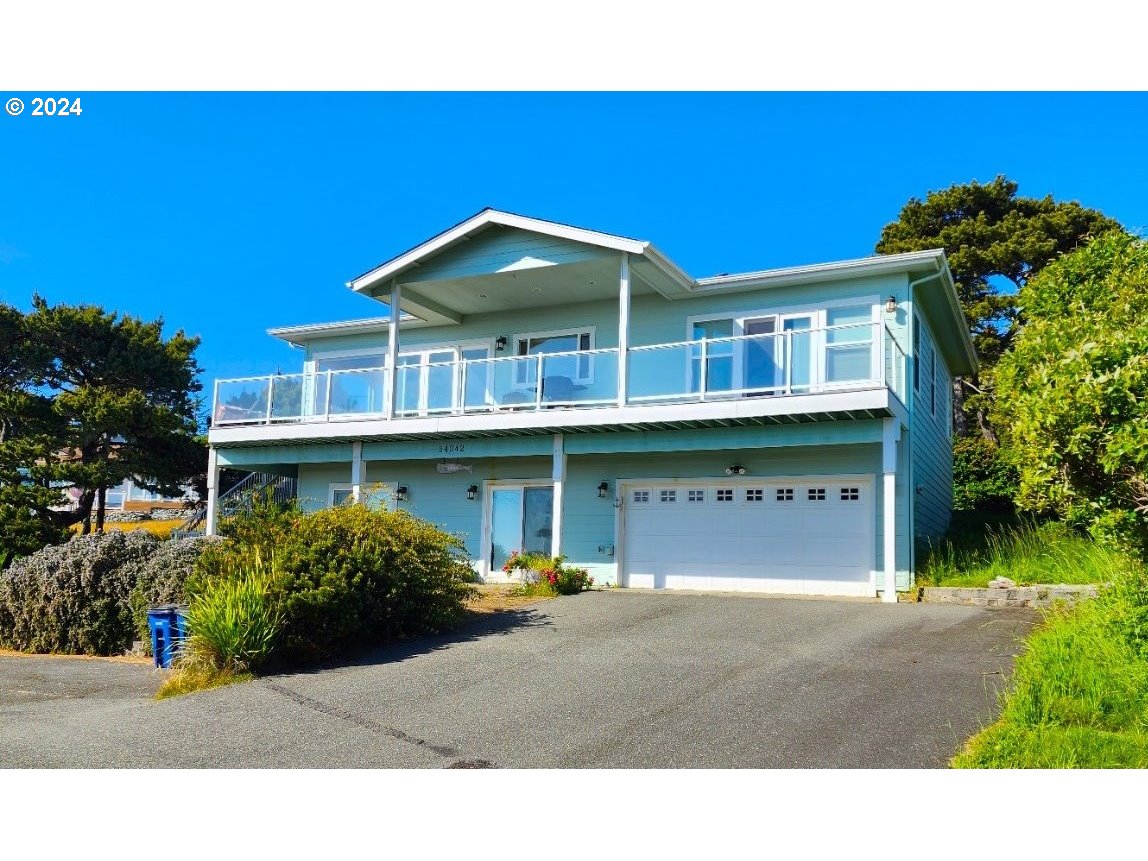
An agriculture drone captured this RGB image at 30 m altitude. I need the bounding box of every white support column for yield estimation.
[551,433,566,558]
[882,417,901,603]
[616,252,631,408]
[351,441,364,503]
[385,280,402,420]
[205,447,220,537]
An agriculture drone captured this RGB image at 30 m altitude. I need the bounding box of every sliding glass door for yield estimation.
[488,484,554,572]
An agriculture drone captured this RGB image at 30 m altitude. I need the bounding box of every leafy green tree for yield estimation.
[877,175,1123,439]
[0,305,71,560]
[994,232,1148,555]
[0,297,206,545]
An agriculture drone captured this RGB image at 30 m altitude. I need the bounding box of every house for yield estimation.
[206,209,974,602]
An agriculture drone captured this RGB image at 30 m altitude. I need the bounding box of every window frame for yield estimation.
[511,326,596,386]
[685,296,880,396]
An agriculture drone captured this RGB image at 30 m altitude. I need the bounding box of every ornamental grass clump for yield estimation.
[182,560,282,673]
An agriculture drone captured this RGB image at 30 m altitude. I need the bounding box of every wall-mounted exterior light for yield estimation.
[396,485,409,502]
[495,336,508,352]
[597,481,609,499]
[467,484,478,501]
[724,465,746,476]
[885,295,897,314]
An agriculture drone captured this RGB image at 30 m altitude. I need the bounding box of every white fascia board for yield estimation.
[935,256,978,373]
[692,249,949,292]
[207,388,893,448]
[267,316,436,347]
[347,209,650,294]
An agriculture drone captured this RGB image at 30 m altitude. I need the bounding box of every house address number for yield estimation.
[438,443,466,454]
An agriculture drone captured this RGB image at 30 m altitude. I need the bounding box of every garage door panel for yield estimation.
[622,476,875,598]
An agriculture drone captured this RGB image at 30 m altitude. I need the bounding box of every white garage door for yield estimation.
[621,477,875,597]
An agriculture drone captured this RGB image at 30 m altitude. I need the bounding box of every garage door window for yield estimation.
[687,489,705,503]
[632,490,650,504]
[745,488,764,502]
[808,488,826,501]
[841,487,860,501]
[775,487,794,502]
[716,488,734,502]
[659,489,677,503]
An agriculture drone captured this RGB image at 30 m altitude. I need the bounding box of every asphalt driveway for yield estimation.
[0,591,1035,768]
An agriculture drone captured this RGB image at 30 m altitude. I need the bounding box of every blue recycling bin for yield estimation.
[147,605,188,668]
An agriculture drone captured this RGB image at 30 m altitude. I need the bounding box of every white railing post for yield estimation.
[212,379,219,426]
[699,339,709,401]
[324,371,333,419]
[265,377,274,423]
[617,251,631,408]
[535,355,545,409]
[785,332,793,396]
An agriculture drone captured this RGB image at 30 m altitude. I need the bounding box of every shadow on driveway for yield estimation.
[265,604,554,678]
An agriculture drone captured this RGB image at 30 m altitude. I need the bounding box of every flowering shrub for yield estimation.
[503,551,593,596]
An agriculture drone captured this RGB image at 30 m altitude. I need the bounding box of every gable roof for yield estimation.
[346,208,694,296]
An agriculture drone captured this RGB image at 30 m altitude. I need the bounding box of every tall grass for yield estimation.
[919,518,1135,588]
[181,566,281,673]
[953,567,1148,768]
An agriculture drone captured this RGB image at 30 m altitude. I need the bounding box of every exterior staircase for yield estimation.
[171,472,297,539]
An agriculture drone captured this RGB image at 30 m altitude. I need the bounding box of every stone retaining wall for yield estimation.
[915,584,1100,608]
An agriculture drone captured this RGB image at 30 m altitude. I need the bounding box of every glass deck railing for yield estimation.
[212,322,905,426]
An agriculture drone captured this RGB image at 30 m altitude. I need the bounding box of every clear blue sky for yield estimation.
[2,92,1146,395]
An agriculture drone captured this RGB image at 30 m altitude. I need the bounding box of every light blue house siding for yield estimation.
[228,418,913,590]
[909,301,955,543]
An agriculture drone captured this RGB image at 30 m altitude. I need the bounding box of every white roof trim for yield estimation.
[348,209,652,294]
[268,315,426,346]
[693,249,949,290]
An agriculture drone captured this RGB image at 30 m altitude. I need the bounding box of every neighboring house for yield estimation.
[61,479,197,513]
[206,209,975,601]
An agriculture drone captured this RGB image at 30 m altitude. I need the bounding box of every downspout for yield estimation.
[903,262,946,589]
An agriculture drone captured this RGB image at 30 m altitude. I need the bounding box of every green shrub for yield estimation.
[0,531,158,654]
[183,564,282,672]
[952,435,1017,513]
[194,502,477,665]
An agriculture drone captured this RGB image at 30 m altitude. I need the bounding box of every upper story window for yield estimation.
[824,305,874,384]
[515,329,593,386]
[690,319,735,393]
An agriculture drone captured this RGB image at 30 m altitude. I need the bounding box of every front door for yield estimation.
[488,484,554,573]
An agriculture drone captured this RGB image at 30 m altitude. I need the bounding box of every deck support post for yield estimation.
[351,441,364,503]
[551,434,566,558]
[205,447,220,536]
[882,417,901,603]
[385,280,401,420]
[617,252,631,408]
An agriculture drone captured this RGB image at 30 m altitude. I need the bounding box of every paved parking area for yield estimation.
[0,591,1035,768]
